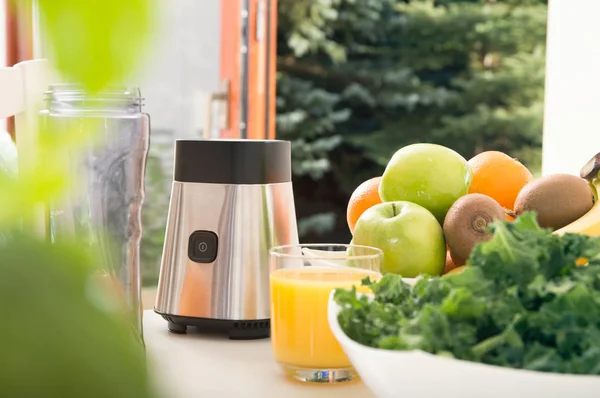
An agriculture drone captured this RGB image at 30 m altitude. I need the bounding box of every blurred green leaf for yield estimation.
[36,0,156,91]
[0,118,102,228]
[0,234,154,398]
[1,2,158,396]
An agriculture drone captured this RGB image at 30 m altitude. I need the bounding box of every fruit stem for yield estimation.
[580,152,600,180]
[391,202,397,217]
[505,209,517,219]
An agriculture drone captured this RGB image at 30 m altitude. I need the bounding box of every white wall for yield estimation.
[542,1,600,176]
[135,0,221,143]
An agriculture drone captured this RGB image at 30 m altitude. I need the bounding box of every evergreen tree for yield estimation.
[276,0,548,242]
[140,149,170,285]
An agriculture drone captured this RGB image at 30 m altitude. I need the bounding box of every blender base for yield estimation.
[155,311,270,340]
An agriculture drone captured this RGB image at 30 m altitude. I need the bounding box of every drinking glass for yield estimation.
[269,243,382,383]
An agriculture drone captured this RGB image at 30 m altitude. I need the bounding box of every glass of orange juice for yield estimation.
[269,244,382,383]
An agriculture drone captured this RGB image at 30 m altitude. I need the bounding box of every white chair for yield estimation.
[0,58,51,238]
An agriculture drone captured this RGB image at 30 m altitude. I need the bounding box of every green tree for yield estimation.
[276,0,548,242]
[140,148,170,286]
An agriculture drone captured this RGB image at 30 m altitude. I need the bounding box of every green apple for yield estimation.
[379,143,472,223]
[352,201,446,277]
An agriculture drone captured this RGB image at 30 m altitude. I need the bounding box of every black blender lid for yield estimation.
[173,139,292,185]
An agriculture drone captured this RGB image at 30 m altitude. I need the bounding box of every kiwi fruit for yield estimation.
[443,193,505,261]
[514,174,594,231]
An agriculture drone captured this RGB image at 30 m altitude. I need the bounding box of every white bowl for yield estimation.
[327,291,600,398]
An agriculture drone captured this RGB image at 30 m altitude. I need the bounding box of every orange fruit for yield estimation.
[347,176,383,234]
[467,151,534,211]
[449,249,466,268]
[443,248,458,274]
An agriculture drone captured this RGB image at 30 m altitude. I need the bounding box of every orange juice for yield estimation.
[270,266,379,369]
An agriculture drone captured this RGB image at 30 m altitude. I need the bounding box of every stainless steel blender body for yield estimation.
[154,139,298,339]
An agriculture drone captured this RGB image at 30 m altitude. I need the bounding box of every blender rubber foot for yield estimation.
[167,321,187,334]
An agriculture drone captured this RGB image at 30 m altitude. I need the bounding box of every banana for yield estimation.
[554,153,600,236]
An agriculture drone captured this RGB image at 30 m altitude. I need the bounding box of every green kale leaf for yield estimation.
[335,212,600,375]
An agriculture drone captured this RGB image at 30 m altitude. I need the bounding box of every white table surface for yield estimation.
[143,310,375,398]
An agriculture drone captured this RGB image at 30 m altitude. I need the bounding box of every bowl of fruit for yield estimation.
[346,144,600,278]
[331,148,600,397]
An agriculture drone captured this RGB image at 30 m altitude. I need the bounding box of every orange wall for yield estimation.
[219,0,241,139]
[220,0,277,140]
[267,0,277,140]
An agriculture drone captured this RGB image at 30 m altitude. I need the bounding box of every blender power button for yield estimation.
[188,231,218,263]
